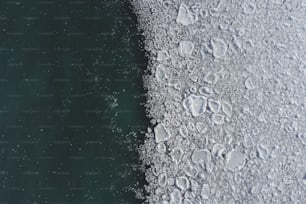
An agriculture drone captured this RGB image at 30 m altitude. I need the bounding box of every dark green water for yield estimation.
[0,0,148,203]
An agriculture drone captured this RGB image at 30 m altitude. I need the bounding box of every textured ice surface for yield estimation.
[132,0,306,203]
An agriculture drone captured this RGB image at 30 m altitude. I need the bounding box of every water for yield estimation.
[0,0,148,203]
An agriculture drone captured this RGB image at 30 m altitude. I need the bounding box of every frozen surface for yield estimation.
[132,0,306,203]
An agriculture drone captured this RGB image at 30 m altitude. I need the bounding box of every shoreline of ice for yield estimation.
[132,1,306,203]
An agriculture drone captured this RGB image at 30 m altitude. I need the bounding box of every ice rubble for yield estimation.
[131,0,306,203]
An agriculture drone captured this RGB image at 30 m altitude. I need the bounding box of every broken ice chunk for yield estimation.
[183,160,198,178]
[170,188,182,204]
[171,147,184,164]
[211,38,227,58]
[191,149,211,164]
[198,86,213,97]
[158,173,167,187]
[211,113,225,125]
[212,143,225,158]
[175,176,190,191]
[242,2,256,15]
[225,150,246,171]
[196,122,207,134]
[245,77,255,89]
[179,41,194,57]
[157,50,169,61]
[221,100,232,118]
[208,99,221,113]
[176,4,198,26]
[203,72,218,84]
[156,143,167,153]
[156,64,167,81]
[183,94,207,117]
[154,124,170,143]
[201,184,210,200]
[183,199,193,204]
[179,125,188,138]
[257,145,270,159]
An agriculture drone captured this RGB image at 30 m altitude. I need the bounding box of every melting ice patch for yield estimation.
[183,94,207,117]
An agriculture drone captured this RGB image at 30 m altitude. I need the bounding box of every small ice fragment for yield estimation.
[154,124,170,143]
[257,145,270,159]
[179,41,194,57]
[208,99,221,113]
[201,184,210,200]
[157,50,169,61]
[175,176,190,191]
[211,38,227,58]
[225,150,246,171]
[176,4,197,26]
[221,101,232,118]
[183,94,207,117]
[170,188,182,204]
[211,113,225,125]
[158,173,167,187]
[245,77,255,89]
[156,64,167,81]
[191,149,211,164]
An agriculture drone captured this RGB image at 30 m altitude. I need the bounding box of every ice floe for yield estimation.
[154,123,170,143]
[183,94,207,117]
[176,4,198,26]
[225,150,246,171]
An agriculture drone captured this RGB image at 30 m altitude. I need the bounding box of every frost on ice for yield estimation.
[179,41,194,57]
[176,4,198,26]
[225,150,246,171]
[154,123,170,143]
[183,94,207,117]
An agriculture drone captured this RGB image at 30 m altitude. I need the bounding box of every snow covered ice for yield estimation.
[131,0,306,203]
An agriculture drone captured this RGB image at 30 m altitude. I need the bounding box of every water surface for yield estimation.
[0,0,148,203]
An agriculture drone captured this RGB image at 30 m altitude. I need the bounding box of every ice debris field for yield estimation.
[131,0,306,203]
